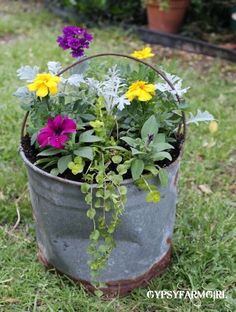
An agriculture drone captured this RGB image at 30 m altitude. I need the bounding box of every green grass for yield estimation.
[0,1,236,311]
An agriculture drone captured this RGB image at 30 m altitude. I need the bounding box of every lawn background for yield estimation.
[0,1,235,311]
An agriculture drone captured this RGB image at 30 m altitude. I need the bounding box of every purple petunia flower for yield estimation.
[37,115,77,149]
[57,26,93,58]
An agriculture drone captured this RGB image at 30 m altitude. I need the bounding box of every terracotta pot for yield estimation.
[147,0,189,33]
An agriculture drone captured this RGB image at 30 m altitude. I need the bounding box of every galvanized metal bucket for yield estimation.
[20,148,181,297]
[20,54,186,297]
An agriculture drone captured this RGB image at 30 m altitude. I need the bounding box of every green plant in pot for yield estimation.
[15,28,215,297]
[144,0,190,33]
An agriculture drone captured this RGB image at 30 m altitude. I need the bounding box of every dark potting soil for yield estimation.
[21,134,184,183]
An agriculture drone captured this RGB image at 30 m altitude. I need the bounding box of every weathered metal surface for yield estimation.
[20,147,181,295]
[37,246,172,298]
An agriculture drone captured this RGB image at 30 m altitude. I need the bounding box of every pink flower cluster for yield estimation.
[37,115,76,149]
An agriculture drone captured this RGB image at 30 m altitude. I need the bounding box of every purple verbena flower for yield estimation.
[57,26,93,58]
[37,115,77,149]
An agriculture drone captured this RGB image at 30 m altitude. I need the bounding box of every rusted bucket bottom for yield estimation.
[37,246,172,298]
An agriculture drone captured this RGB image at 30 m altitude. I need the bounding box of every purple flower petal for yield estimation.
[48,134,69,149]
[61,117,77,134]
[37,115,77,149]
[53,115,64,130]
[57,25,93,59]
[37,128,54,147]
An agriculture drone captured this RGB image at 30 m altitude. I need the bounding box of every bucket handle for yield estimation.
[21,53,186,140]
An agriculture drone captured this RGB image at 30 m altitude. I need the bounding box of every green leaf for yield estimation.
[158,168,168,187]
[50,168,59,176]
[96,189,104,198]
[89,229,100,240]
[145,165,159,175]
[152,152,172,161]
[87,208,96,219]
[136,179,157,191]
[74,147,93,160]
[81,183,90,193]
[120,136,137,147]
[146,191,161,203]
[79,130,102,143]
[153,142,174,152]
[95,174,104,184]
[104,146,128,152]
[35,157,57,165]
[131,159,144,180]
[112,155,122,164]
[37,148,64,156]
[153,133,165,144]
[117,164,128,175]
[94,289,103,297]
[141,115,158,140]
[109,174,123,185]
[30,132,38,146]
[57,155,72,174]
[85,193,92,204]
[119,186,127,195]
[130,147,144,156]
[95,199,101,208]
[42,159,58,169]
[80,113,96,121]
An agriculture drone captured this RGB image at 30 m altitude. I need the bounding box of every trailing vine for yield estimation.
[81,151,129,280]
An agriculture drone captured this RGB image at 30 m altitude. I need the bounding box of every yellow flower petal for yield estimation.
[52,76,61,83]
[27,82,37,91]
[143,84,156,94]
[131,47,155,60]
[27,72,60,97]
[138,90,152,101]
[125,90,136,101]
[36,85,48,97]
[126,80,155,102]
[45,80,57,88]
[49,86,58,95]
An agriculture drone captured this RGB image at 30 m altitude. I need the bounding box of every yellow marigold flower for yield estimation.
[209,121,218,133]
[131,47,154,60]
[125,81,156,102]
[27,73,61,97]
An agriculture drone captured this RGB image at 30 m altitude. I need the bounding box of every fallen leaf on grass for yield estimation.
[0,297,20,304]
[198,184,213,194]
[209,121,218,133]
[229,184,236,194]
